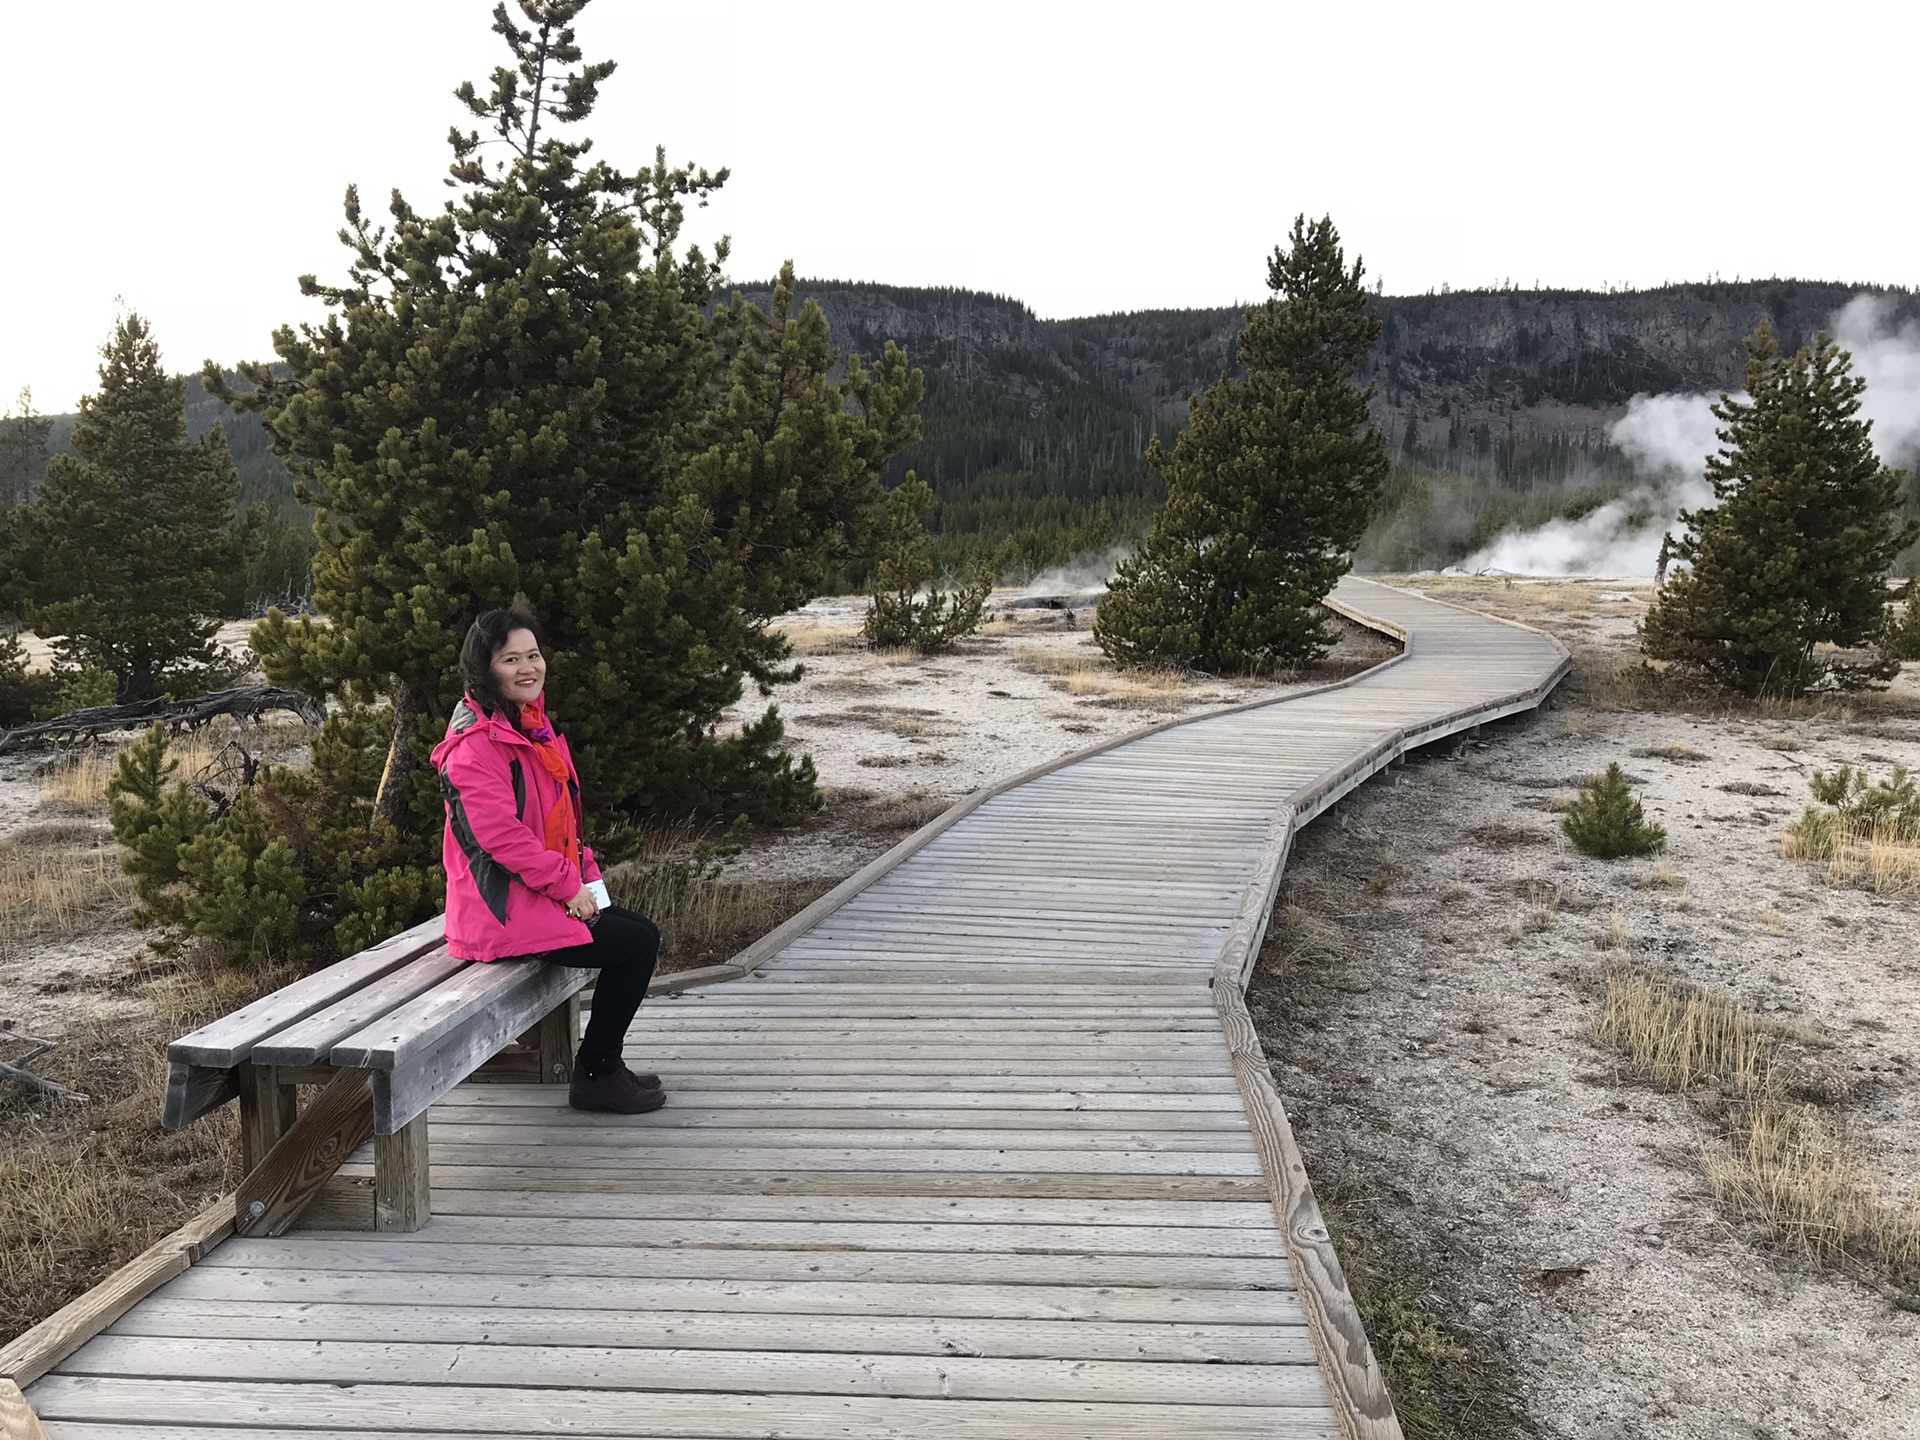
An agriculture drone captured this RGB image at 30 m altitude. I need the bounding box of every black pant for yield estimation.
[540,905,660,1072]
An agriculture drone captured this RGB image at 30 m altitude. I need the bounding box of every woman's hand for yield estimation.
[565,885,600,921]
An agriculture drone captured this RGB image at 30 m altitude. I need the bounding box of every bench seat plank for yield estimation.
[330,958,581,1071]
[250,950,469,1067]
[367,963,591,1134]
[167,918,445,1067]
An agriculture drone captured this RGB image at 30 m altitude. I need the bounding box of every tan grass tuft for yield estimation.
[1590,960,1920,1285]
[0,840,133,957]
[1783,816,1920,894]
[779,621,867,656]
[1638,860,1686,889]
[38,750,121,807]
[1633,741,1705,763]
[1702,1105,1920,1269]
[1590,962,1773,1097]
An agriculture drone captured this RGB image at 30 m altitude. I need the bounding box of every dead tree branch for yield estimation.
[0,686,325,755]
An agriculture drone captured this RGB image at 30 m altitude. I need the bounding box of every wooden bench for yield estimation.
[163,917,593,1235]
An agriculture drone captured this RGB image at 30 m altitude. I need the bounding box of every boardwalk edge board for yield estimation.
[14,579,1570,1439]
[0,1197,233,1392]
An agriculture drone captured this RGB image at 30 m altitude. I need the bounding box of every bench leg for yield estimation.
[373,1114,431,1232]
[236,1063,299,1173]
[534,993,580,1084]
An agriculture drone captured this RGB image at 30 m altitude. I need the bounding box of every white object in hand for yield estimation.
[584,879,611,909]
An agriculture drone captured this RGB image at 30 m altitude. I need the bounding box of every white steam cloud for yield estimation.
[1464,294,1920,577]
[1021,544,1134,595]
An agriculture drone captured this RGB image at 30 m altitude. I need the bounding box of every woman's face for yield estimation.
[490,628,546,708]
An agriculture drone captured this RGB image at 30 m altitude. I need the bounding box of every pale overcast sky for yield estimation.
[7,0,1914,411]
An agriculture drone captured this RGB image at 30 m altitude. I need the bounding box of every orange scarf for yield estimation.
[520,703,581,872]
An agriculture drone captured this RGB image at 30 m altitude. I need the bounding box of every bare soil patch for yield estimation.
[1251,576,1920,1438]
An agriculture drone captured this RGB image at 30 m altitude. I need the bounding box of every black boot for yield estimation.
[569,1055,665,1114]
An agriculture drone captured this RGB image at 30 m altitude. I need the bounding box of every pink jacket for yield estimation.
[431,696,602,962]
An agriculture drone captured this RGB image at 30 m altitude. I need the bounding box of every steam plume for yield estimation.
[1464,294,1920,577]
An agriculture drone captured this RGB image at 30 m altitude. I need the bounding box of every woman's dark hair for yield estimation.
[460,605,545,721]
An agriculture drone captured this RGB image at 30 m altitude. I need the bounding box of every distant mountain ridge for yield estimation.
[20,278,1914,576]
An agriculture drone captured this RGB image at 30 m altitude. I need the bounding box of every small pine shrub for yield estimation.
[107,711,439,966]
[863,476,991,652]
[1882,596,1920,663]
[1561,763,1667,858]
[0,630,61,727]
[1782,764,1920,892]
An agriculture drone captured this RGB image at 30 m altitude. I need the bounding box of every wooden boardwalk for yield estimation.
[17,579,1568,1440]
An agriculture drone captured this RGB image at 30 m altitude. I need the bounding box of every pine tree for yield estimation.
[863,475,990,651]
[0,387,51,508]
[1093,217,1389,673]
[1640,325,1916,696]
[199,0,919,942]
[1561,763,1666,858]
[21,316,241,701]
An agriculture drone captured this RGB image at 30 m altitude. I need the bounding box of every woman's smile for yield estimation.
[490,627,547,704]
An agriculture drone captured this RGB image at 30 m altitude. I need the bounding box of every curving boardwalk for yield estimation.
[20,579,1568,1440]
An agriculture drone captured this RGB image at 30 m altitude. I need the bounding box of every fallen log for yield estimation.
[0,1058,88,1103]
[0,686,324,755]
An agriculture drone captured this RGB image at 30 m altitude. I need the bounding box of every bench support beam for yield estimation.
[234,1071,375,1238]
[533,993,579,1084]
[236,1064,297,1173]
[373,1113,431,1232]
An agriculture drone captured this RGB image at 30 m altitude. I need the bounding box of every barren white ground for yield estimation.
[1254,578,1919,1440]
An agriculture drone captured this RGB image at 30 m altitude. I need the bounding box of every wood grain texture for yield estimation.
[1216,981,1401,1440]
[166,917,444,1067]
[235,1064,298,1174]
[234,1071,374,1238]
[159,1059,235,1131]
[0,1380,48,1440]
[372,1114,430,1232]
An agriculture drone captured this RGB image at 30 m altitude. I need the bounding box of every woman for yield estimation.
[431,605,664,1114]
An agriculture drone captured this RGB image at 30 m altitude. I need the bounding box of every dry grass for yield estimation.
[1638,860,1686,889]
[1010,643,1101,678]
[1010,643,1189,710]
[37,749,123,807]
[1703,1106,1920,1271]
[778,621,868,656]
[1783,816,1920,894]
[1591,959,1918,1291]
[0,836,134,959]
[1633,741,1706,763]
[1591,961,1774,1097]
[35,721,315,811]
[0,948,290,1346]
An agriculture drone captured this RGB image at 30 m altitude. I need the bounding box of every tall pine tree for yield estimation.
[1640,324,1915,695]
[21,316,241,701]
[1093,216,1388,673]
[211,0,919,855]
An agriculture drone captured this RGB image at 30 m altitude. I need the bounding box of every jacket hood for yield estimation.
[429,696,535,767]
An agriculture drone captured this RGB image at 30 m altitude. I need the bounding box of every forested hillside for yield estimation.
[752,277,1919,576]
[14,278,1913,589]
